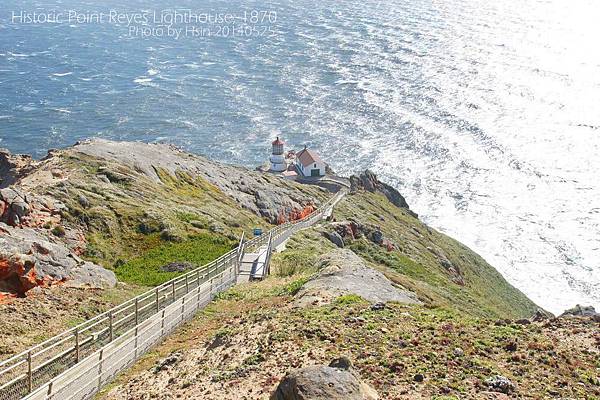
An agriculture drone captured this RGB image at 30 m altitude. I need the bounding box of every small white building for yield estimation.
[295,146,326,177]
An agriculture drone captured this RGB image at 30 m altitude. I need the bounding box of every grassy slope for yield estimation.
[334,191,538,319]
[41,152,269,286]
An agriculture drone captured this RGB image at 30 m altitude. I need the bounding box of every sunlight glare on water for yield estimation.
[0,0,599,313]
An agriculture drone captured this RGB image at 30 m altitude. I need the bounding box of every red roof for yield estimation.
[272,137,285,145]
[296,147,323,167]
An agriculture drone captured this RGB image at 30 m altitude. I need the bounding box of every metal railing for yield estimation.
[0,189,345,400]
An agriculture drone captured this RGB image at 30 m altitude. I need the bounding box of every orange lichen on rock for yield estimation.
[21,266,43,293]
[277,204,316,225]
[0,257,18,281]
[289,204,316,222]
[0,256,55,298]
[277,210,287,225]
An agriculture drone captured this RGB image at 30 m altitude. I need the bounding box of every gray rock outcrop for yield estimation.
[324,231,344,248]
[0,148,33,189]
[0,223,116,295]
[349,170,416,217]
[560,304,598,318]
[293,249,421,307]
[0,187,31,225]
[485,375,516,395]
[73,139,324,224]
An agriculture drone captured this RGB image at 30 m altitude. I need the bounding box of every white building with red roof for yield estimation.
[295,145,326,177]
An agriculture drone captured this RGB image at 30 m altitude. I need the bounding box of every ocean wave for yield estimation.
[335,79,359,85]
[133,77,153,84]
[17,105,37,112]
[52,72,73,77]
[102,89,124,95]
[48,108,72,114]
[147,69,159,76]
[166,119,198,129]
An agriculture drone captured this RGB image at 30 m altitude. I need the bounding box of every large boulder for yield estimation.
[0,187,30,225]
[271,358,378,400]
[324,231,344,248]
[293,249,421,307]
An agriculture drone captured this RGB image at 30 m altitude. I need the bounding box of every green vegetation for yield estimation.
[44,153,270,286]
[105,276,600,400]
[333,191,538,319]
[80,161,595,399]
[112,234,234,286]
[270,229,336,277]
[51,225,66,237]
[334,293,364,305]
[251,190,537,319]
[277,276,310,296]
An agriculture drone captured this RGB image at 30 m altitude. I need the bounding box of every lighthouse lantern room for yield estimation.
[269,137,287,172]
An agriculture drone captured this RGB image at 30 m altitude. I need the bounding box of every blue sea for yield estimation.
[1,0,599,314]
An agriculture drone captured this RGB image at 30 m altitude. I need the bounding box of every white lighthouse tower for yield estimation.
[269,137,287,172]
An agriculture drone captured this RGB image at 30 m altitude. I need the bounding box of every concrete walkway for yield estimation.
[237,245,269,283]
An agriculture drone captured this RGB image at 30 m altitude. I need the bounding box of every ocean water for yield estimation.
[1,0,599,314]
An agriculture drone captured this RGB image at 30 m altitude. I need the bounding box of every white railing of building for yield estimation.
[0,190,345,400]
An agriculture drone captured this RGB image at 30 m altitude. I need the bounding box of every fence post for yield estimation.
[155,287,160,312]
[97,349,104,390]
[109,311,114,342]
[236,231,245,275]
[134,326,139,359]
[135,298,139,326]
[161,309,165,336]
[265,231,273,276]
[27,350,32,393]
[75,328,80,363]
[197,276,202,308]
[181,297,185,322]
[172,281,176,303]
[185,274,189,294]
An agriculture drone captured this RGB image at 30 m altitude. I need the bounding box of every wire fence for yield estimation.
[0,189,345,400]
